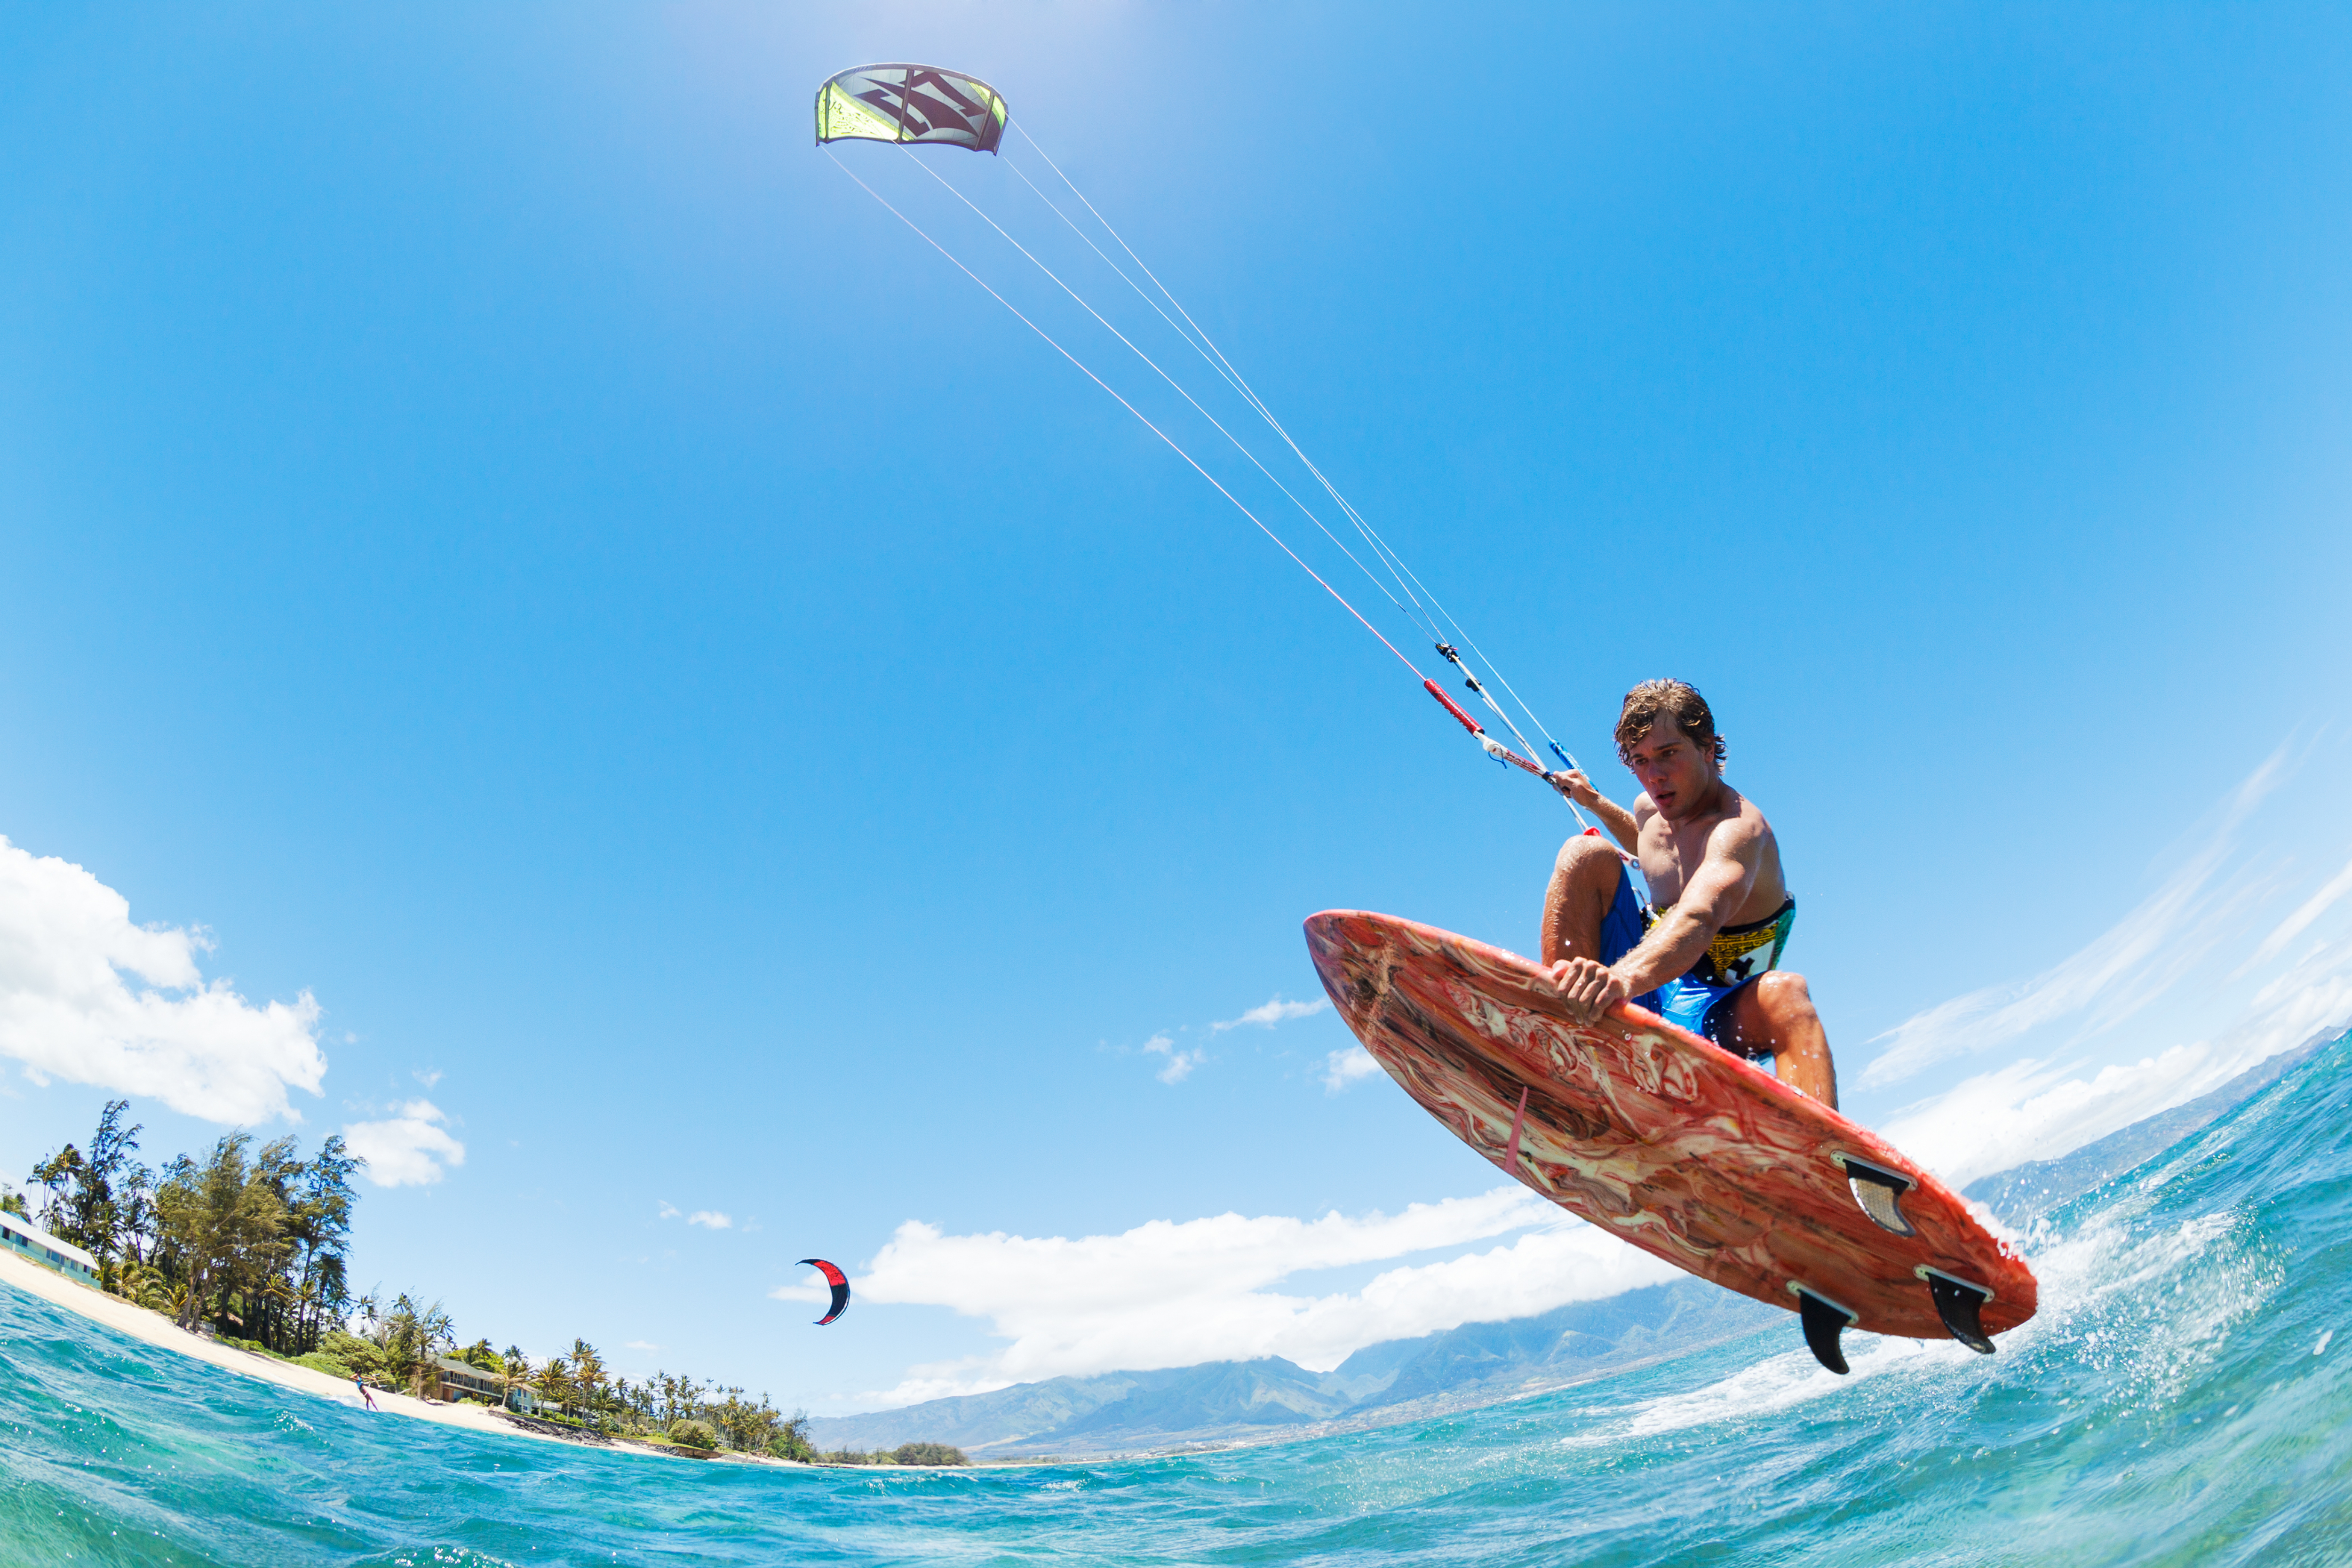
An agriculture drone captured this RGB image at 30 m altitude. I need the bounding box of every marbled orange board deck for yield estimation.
[1305,910,2036,1346]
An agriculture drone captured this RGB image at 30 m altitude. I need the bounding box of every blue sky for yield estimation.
[3,4,2350,1411]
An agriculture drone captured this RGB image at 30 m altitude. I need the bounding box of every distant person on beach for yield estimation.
[356,1374,379,1411]
[1540,679,1838,1106]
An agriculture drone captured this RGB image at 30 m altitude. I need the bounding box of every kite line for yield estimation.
[815,64,1601,828]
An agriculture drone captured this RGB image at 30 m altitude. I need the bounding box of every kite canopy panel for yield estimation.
[817,64,1007,153]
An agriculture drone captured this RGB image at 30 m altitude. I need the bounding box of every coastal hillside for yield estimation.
[1963,1028,2341,1222]
[805,1278,1774,1456]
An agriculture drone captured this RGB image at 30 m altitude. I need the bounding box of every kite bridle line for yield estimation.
[1011,125,1587,781]
[900,150,1430,642]
[998,140,1443,645]
[823,142,1599,836]
[825,153,1428,680]
[1006,125,1602,806]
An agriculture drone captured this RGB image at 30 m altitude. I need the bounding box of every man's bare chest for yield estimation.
[1635,821,1722,906]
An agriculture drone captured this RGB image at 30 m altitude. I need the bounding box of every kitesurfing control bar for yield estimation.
[1423,678,1602,836]
[1423,680,1546,777]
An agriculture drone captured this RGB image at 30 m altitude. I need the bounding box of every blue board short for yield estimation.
[1596,865,1796,1058]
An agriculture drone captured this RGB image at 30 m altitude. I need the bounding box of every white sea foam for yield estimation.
[1557,1334,1963,1447]
[1560,1121,2285,1452]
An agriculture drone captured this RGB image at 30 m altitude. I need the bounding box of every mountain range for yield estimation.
[1961,1028,2339,1223]
[805,1278,1773,1457]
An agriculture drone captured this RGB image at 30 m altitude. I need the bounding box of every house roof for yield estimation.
[434,1355,505,1376]
[0,1212,96,1271]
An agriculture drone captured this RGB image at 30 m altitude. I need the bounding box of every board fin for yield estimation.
[1921,1269,1997,1354]
[1834,1154,1916,1237]
[1792,1286,1855,1375]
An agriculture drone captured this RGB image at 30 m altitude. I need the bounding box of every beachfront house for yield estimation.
[502,1382,565,1418]
[0,1211,100,1287]
[430,1355,508,1406]
[429,1355,564,1417]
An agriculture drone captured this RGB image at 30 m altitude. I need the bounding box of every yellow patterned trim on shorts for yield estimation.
[1646,899,1796,989]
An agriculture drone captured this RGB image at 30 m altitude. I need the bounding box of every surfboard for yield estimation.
[1304,910,2036,1372]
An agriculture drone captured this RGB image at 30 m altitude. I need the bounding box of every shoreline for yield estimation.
[0,1249,756,1465]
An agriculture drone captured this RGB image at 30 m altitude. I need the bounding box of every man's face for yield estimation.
[1622,716,1718,820]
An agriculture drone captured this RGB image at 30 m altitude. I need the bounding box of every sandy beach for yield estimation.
[0,1249,673,1457]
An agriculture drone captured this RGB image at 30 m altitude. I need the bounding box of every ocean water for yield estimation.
[4,1038,2348,1567]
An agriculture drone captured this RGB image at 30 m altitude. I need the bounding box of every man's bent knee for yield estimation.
[1753,971,1816,1021]
[1555,833,1621,888]
[1543,834,1628,966]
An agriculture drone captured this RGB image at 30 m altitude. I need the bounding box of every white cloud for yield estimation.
[1861,751,2287,1090]
[1124,994,1333,1088]
[624,1339,661,1352]
[1141,1032,1205,1085]
[341,1100,466,1187]
[2237,852,2352,976]
[842,1186,1677,1405]
[1321,1046,1382,1094]
[687,1210,733,1230]
[1875,1045,2249,1190]
[412,1067,443,1089]
[0,836,327,1124]
[1211,995,1330,1033]
[1156,1050,1204,1084]
[771,1259,846,1305]
[1859,833,2257,1090]
[658,1201,681,1220]
[1859,745,2352,1187]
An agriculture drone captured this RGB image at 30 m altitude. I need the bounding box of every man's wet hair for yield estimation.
[1615,679,1727,765]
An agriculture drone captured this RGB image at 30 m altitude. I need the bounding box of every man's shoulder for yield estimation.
[1704,787,1773,852]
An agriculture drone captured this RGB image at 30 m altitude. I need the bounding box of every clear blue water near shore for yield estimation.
[4,1035,2347,1567]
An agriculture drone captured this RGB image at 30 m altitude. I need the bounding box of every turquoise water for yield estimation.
[6,1038,2349,1566]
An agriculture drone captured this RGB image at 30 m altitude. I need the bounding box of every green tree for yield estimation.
[893,1442,969,1467]
[569,1339,609,1428]
[536,1353,574,1417]
[114,1162,159,1267]
[234,1137,306,1344]
[31,1099,143,1264]
[318,1329,388,1382]
[771,1409,818,1463]
[707,1385,782,1453]
[373,1294,455,1397]
[501,1345,531,1410]
[153,1134,285,1332]
[278,1135,362,1353]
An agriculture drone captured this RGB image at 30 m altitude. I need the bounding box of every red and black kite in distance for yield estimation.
[799,1258,850,1325]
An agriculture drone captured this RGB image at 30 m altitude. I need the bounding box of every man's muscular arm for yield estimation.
[1549,770,1641,852]
[1548,818,1763,1023]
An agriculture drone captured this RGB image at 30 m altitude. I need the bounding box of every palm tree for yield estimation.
[569,1339,608,1428]
[500,1346,531,1412]
[536,1354,573,1419]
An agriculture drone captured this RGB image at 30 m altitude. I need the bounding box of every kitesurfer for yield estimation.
[1539,680,1837,1106]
